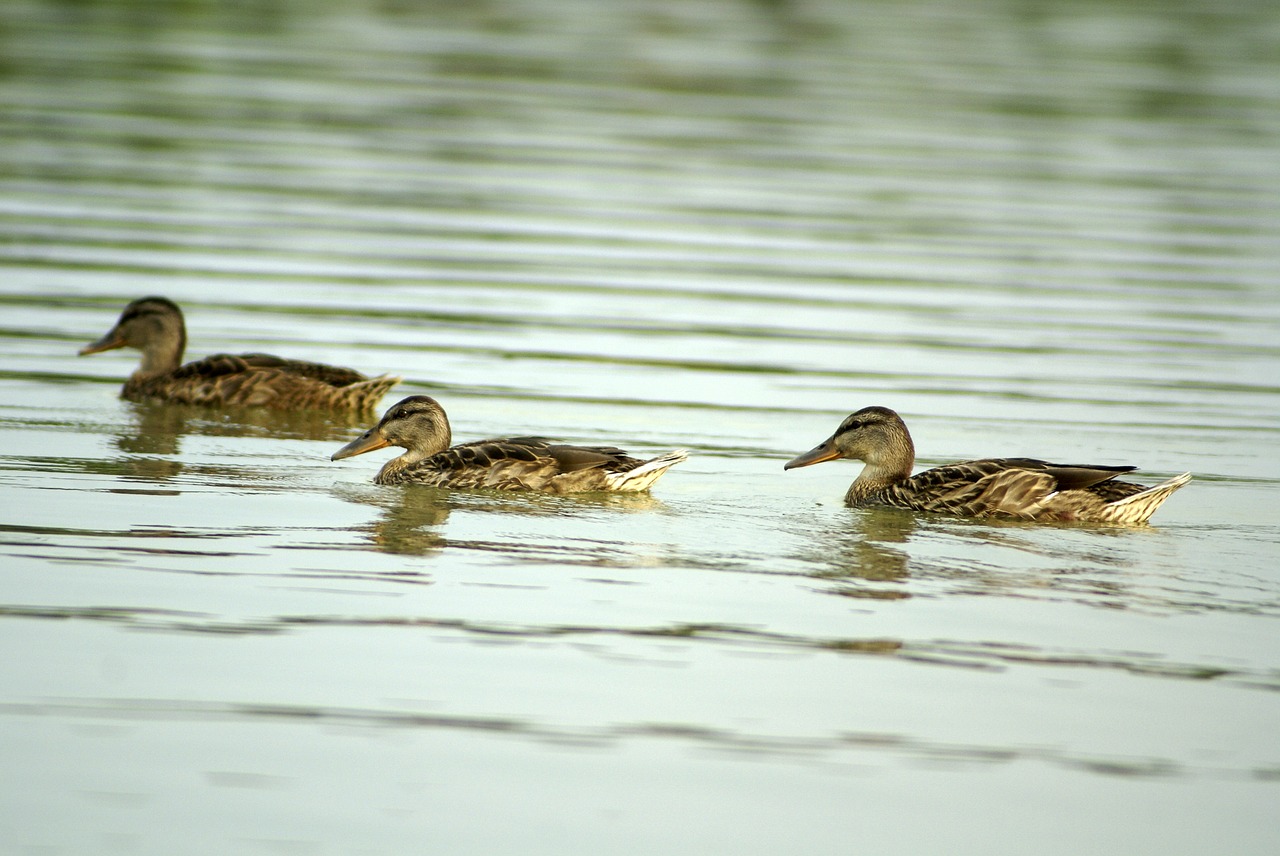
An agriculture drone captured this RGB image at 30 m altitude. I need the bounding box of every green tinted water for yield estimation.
[2,1,1278,853]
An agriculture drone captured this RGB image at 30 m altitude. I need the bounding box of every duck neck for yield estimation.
[377,456,409,483]
[845,461,910,504]
[134,329,185,378]
[377,448,427,481]
[843,430,914,505]
[376,426,450,482]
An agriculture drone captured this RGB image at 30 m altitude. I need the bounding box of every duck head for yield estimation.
[79,296,187,376]
[784,405,915,477]
[332,395,453,464]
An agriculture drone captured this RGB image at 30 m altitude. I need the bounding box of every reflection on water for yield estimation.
[789,499,1227,614]
[4,599,1271,691]
[332,479,671,558]
[800,506,917,595]
[334,483,453,557]
[100,400,376,484]
[366,488,451,557]
[122,400,373,446]
[0,693,1230,778]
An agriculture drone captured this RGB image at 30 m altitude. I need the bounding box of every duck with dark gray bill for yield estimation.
[79,297,400,411]
[785,406,1190,524]
[332,395,688,493]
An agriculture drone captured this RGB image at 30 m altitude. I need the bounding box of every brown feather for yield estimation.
[333,396,685,494]
[788,406,1188,525]
[81,297,399,411]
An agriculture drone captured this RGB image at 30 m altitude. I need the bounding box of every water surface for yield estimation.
[2,1,1278,854]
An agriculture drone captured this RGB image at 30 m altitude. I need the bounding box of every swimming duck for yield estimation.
[785,406,1190,524]
[332,395,687,493]
[79,297,400,411]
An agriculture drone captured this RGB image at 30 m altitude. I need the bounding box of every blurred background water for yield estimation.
[2,0,1279,853]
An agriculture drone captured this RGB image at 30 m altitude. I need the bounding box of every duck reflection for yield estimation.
[800,503,1154,606]
[104,401,186,485]
[333,483,669,558]
[123,400,373,444]
[357,484,452,557]
[108,401,377,486]
[800,506,918,598]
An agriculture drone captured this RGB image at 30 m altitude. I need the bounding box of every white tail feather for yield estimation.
[604,450,688,492]
[347,375,402,409]
[1103,472,1191,524]
[1112,472,1192,507]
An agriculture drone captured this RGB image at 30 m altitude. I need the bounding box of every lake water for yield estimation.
[2,0,1278,853]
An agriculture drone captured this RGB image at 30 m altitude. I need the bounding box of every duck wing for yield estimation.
[1081,478,1148,503]
[992,458,1137,491]
[544,443,640,472]
[384,438,556,489]
[151,354,394,409]
[451,437,640,472]
[387,437,650,490]
[883,458,1138,518]
[176,353,370,387]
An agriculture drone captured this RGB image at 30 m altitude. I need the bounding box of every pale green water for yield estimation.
[2,0,1279,853]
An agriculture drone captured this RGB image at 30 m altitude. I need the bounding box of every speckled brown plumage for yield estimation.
[332,395,687,493]
[785,406,1189,524]
[79,297,399,411]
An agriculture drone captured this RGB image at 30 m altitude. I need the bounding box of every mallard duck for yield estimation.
[79,297,400,411]
[332,395,687,493]
[785,406,1190,524]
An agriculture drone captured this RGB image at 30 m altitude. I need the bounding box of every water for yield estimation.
[2,0,1279,853]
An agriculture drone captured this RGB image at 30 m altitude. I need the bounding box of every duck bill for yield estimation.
[784,438,841,470]
[78,329,126,356]
[332,428,391,461]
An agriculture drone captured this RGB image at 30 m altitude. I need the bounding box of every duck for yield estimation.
[332,395,687,493]
[79,297,400,411]
[784,406,1190,524]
